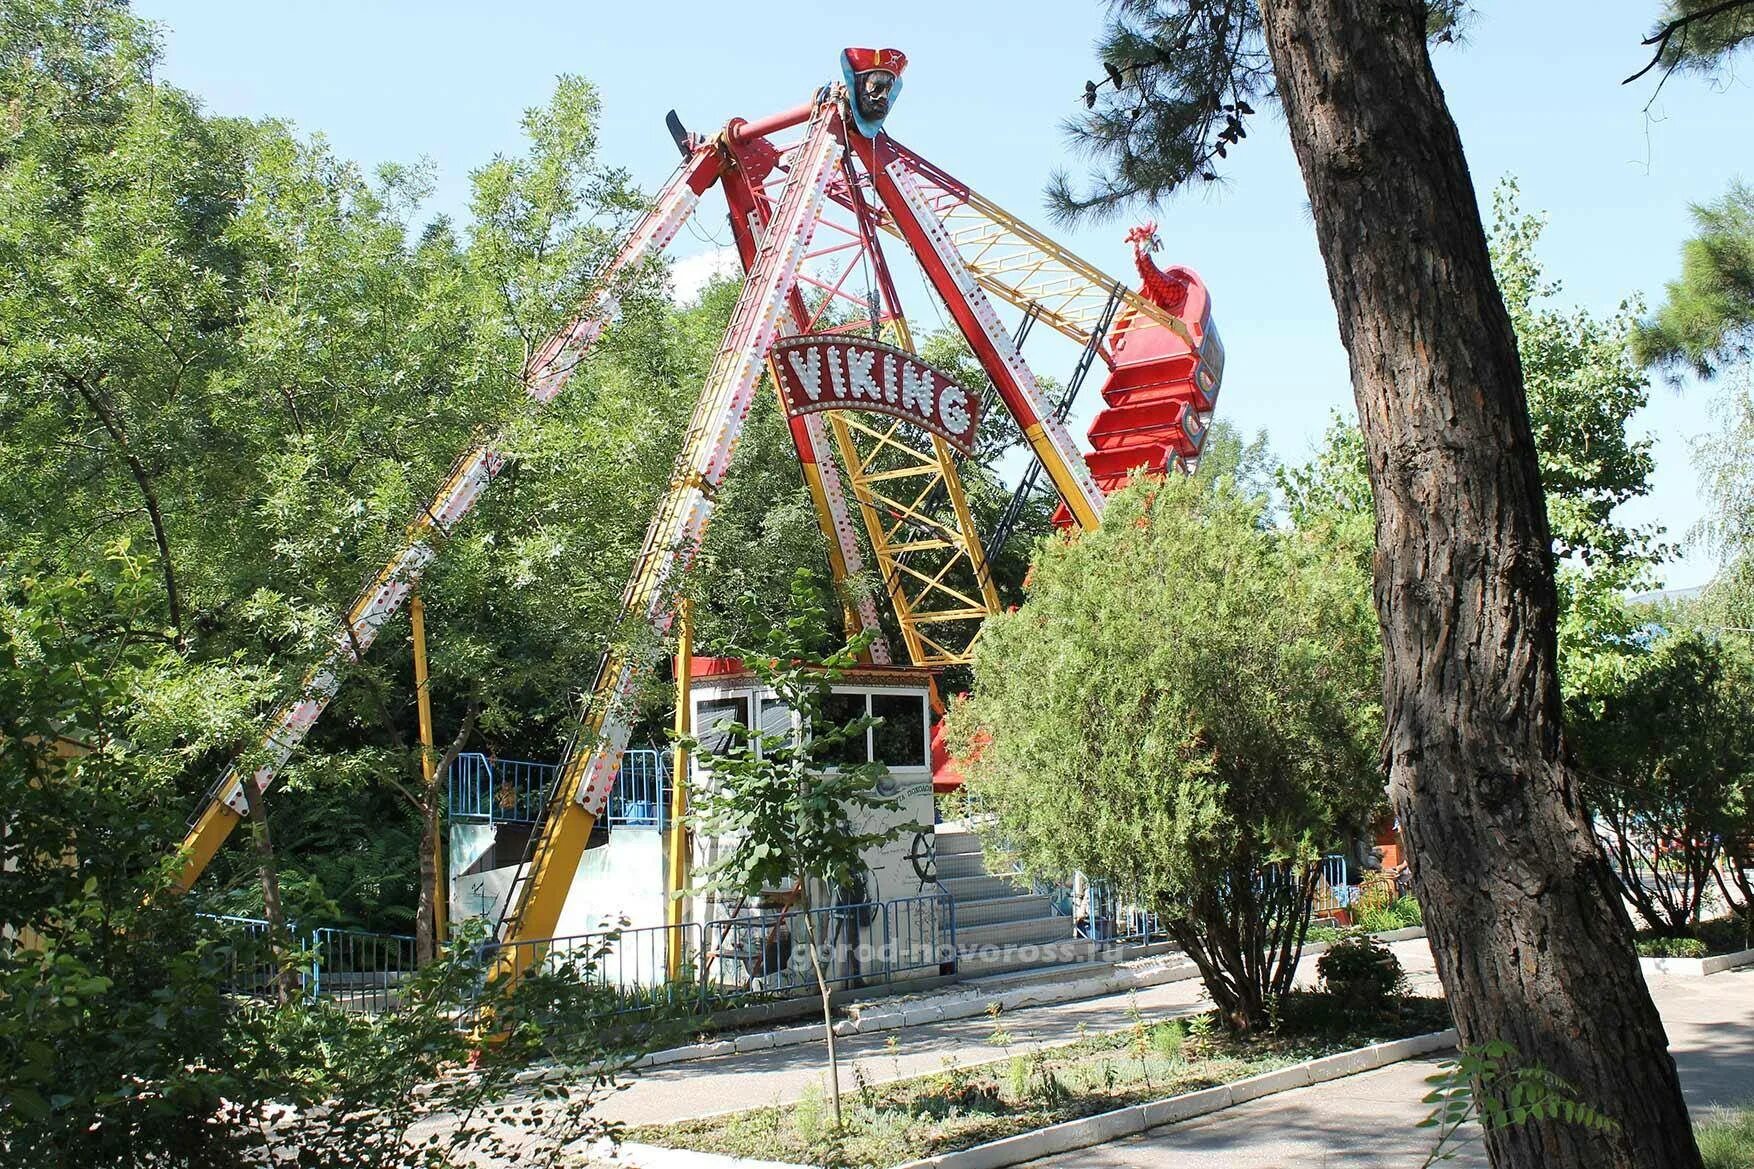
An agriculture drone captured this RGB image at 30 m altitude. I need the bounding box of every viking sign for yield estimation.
[771,336,981,456]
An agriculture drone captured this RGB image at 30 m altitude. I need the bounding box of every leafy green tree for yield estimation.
[1053,4,1698,1158]
[0,0,836,950]
[682,575,910,1130]
[1635,183,1754,381]
[1284,183,1669,679]
[946,475,1383,1033]
[1569,627,1754,931]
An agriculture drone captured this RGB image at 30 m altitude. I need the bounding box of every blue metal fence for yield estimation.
[308,927,418,1014]
[484,893,957,1016]
[447,749,670,827]
[206,892,954,1020]
[1072,853,1354,943]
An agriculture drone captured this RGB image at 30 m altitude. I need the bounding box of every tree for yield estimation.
[1625,0,1754,86]
[0,558,670,1168]
[1055,3,1699,1164]
[1569,626,1754,931]
[682,575,911,1133]
[1635,183,1754,381]
[946,475,1383,1032]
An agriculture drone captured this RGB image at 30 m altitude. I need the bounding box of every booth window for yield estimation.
[758,697,795,754]
[817,691,870,767]
[697,696,751,756]
[871,693,927,767]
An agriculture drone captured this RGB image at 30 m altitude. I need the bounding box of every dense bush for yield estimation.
[1316,934,1406,1011]
[947,474,1383,1034]
[1568,627,1754,933]
[1357,893,1423,934]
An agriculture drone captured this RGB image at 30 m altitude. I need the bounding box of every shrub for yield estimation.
[1637,936,1709,959]
[946,476,1384,1034]
[1358,893,1423,933]
[1317,933,1406,1010]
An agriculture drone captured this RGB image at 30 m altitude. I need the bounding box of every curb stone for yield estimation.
[889,1029,1457,1169]
[615,1026,1458,1169]
[1640,945,1754,978]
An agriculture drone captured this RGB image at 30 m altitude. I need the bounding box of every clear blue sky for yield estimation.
[138,0,1748,589]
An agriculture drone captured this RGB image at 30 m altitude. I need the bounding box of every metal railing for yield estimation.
[1071,853,1355,942]
[1310,854,1354,922]
[447,750,669,827]
[209,893,955,1020]
[308,927,418,1014]
[486,893,957,1016]
[201,915,417,1014]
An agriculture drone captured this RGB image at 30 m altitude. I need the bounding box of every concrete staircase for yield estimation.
[935,822,1096,976]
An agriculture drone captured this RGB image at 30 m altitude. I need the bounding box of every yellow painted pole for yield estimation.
[666,599,693,981]
[410,593,446,947]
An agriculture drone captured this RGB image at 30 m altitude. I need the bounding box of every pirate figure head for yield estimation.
[840,47,907,138]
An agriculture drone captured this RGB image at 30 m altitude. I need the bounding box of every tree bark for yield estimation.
[242,778,294,1004]
[1254,3,1700,1165]
[67,373,186,648]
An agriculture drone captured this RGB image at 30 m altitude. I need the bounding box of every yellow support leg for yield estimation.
[666,599,693,982]
[1023,421,1102,530]
[172,801,242,894]
[411,593,446,948]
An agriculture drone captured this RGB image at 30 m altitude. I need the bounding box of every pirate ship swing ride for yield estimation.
[166,47,1226,985]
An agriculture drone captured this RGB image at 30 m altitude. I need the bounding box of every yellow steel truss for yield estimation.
[879,143,1196,354]
[825,400,1000,666]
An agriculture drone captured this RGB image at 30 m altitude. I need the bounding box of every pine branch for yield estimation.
[1624,0,1754,83]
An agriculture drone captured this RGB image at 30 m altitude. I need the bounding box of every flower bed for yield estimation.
[627,993,1452,1169]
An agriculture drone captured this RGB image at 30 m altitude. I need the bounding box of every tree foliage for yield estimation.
[1626,0,1754,86]
[1635,182,1754,382]
[0,0,835,938]
[946,474,1383,1033]
[1047,0,1464,221]
[1568,626,1754,930]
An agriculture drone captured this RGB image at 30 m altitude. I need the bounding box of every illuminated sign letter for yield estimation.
[938,385,971,438]
[786,346,824,401]
[847,347,880,401]
[900,360,937,417]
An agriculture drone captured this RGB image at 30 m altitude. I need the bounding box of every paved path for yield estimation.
[1023,964,1754,1168]
[596,939,1443,1127]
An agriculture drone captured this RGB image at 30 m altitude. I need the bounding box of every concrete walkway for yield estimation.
[1023,964,1754,1168]
[596,939,1444,1127]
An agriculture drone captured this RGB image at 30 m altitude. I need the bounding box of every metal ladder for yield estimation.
[985,284,1123,559]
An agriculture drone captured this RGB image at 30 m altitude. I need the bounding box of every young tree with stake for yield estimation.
[682,575,914,1132]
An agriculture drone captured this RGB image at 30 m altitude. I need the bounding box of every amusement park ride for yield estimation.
[166,48,1225,982]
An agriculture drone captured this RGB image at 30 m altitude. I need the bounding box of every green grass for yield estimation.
[1699,1106,1754,1169]
[629,994,1452,1169]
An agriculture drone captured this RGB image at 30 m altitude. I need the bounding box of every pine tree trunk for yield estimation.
[1254,3,1701,1165]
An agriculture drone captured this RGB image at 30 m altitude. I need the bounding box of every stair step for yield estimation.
[952,894,1058,928]
[957,915,1077,950]
[941,874,1028,902]
[935,851,992,880]
[932,828,985,857]
[957,938,1100,978]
